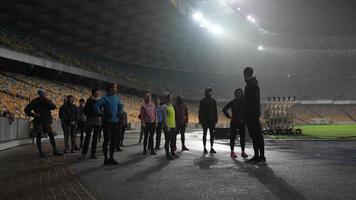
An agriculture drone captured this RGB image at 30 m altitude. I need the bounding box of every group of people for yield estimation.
[24,66,266,165]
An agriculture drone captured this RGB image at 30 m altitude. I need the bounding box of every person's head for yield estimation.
[107,83,118,95]
[67,95,74,104]
[92,88,101,98]
[154,97,160,106]
[205,87,213,98]
[79,98,85,105]
[144,93,152,104]
[234,88,243,100]
[166,93,173,104]
[176,95,183,105]
[37,90,46,98]
[243,66,254,81]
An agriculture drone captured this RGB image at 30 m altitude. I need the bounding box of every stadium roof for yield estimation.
[1,0,356,73]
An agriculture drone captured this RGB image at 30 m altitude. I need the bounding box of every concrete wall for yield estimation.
[0,117,64,150]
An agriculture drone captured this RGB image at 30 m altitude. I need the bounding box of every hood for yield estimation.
[247,77,258,86]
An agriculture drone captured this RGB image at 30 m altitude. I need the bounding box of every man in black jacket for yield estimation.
[81,88,102,159]
[199,87,218,154]
[61,95,78,153]
[25,90,62,157]
[243,67,266,165]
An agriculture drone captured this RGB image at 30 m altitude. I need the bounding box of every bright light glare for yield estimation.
[247,15,256,23]
[199,20,211,28]
[258,45,264,51]
[208,25,224,35]
[193,12,203,21]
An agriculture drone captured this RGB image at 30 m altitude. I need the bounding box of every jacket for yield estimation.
[24,97,56,125]
[244,77,261,122]
[198,97,218,125]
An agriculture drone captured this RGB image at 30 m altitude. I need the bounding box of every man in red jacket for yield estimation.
[174,95,189,151]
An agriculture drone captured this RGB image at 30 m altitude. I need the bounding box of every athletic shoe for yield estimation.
[231,152,237,158]
[203,148,208,154]
[39,152,46,158]
[171,154,179,159]
[90,155,97,159]
[245,156,259,164]
[241,152,248,158]
[104,159,110,166]
[150,151,157,155]
[210,148,216,154]
[142,150,147,155]
[53,151,63,156]
[182,146,189,151]
[257,157,267,165]
[109,158,119,165]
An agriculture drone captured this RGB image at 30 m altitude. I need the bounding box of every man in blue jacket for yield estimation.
[94,83,123,165]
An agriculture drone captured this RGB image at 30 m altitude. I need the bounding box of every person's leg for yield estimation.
[116,125,122,151]
[43,125,61,156]
[62,123,69,152]
[238,123,246,153]
[209,125,215,151]
[170,128,178,157]
[202,125,208,153]
[155,123,162,149]
[69,124,76,152]
[148,123,156,154]
[79,122,85,148]
[90,125,100,157]
[109,123,119,164]
[81,124,93,156]
[120,128,125,146]
[255,122,265,160]
[230,126,237,152]
[34,124,43,155]
[163,129,172,159]
[139,125,144,143]
[102,122,110,162]
[246,121,259,163]
[143,123,149,154]
[180,124,188,150]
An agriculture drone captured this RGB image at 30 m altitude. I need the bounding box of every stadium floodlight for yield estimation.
[199,19,211,28]
[258,45,264,51]
[237,7,241,11]
[192,12,203,22]
[247,15,256,23]
[208,25,224,35]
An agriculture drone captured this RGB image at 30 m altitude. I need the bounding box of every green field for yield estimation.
[268,124,356,139]
[295,124,356,138]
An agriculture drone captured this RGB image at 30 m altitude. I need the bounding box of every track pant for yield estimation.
[143,123,155,152]
[33,124,58,153]
[81,124,101,156]
[246,120,265,158]
[176,124,187,148]
[163,128,176,156]
[155,122,163,148]
[102,122,119,160]
[76,121,85,148]
[202,124,215,148]
[230,123,246,152]
[63,123,76,151]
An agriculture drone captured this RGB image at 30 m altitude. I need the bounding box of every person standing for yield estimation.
[94,83,123,165]
[117,110,128,149]
[61,95,79,153]
[162,93,178,160]
[222,89,248,158]
[77,98,86,148]
[199,88,218,154]
[154,98,164,150]
[174,95,189,151]
[81,88,102,159]
[24,90,62,157]
[243,67,266,165]
[140,93,157,155]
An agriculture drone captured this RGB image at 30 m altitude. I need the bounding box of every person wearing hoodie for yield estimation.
[61,95,79,153]
[199,88,218,154]
[161,93,178,160]
[80,88,102,159]
[174,95,189,151]
[222,88,248,159]
[140,93,157,155]
[94,83,123,165]
[243,67,266,165]
[24,90,62,157]
[154,97,164,150]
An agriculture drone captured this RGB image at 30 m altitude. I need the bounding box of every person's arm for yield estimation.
[222,101,232,119]
[24,101,35,117]
[94,97,105,116]
[198,100,203,124]
[184,105,189,124]
[47,99,57,110]
[140,105,145,126]
[214,100,218,125]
